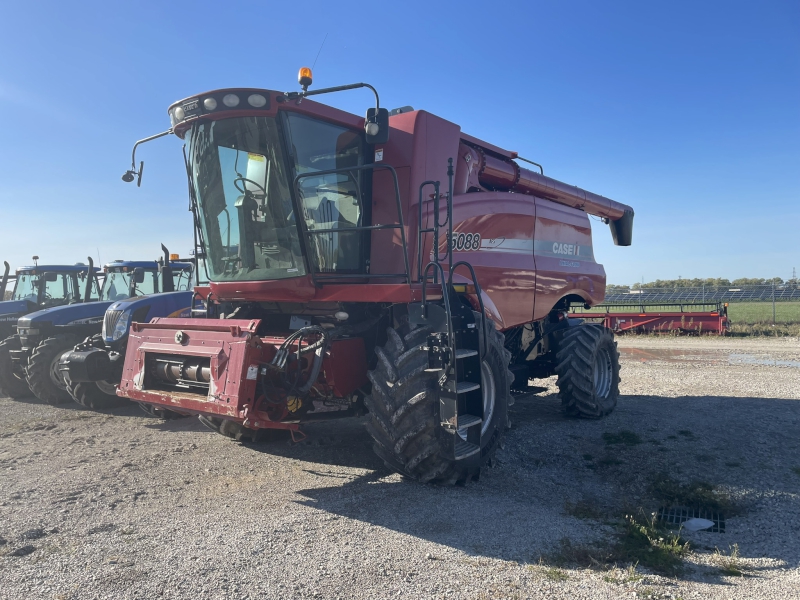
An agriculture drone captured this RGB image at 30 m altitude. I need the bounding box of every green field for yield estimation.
[726,302,800,324]
[579,302,800,324]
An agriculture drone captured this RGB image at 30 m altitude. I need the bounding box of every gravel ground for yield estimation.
[1,335,798,599]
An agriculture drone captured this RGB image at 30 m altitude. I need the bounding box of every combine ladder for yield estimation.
[409,159,489,463]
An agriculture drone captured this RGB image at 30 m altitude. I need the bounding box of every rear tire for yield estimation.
[65,377,126,410]
[0,335,31,399]
[198,415,285,443]
[26,334,79,405]
[555,324,620,418]
[137,402,190,420]
[364,315,512,484]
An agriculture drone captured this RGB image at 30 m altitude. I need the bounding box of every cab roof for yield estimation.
[16,265,100,274]
[104,260,193,270]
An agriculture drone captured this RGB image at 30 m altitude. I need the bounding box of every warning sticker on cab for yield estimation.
[246,365,259,380]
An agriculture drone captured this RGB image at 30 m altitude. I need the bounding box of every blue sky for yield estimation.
[0,0,797,284]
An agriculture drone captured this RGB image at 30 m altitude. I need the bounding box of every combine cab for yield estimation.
[116,70,635,483]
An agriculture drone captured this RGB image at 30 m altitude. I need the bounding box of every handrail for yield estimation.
[416,180,440,283]
[449,261,488,359]
[421,261,454,367]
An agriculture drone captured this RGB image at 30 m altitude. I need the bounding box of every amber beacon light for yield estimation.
[298,67,313,91]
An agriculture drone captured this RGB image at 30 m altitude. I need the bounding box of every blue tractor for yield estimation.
[9,249,193,405]
[0,259,101,398]
[60,282,198,411]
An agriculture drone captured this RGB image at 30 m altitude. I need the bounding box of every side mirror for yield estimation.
[43,272,58,282]
[365,108,389,145]
[132,267,146,284]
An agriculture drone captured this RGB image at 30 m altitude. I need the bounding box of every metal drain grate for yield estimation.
[656,506,726,533]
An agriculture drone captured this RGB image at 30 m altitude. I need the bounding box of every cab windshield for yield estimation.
[187,114,364,281]
[12,271,94,305]
[100,267,193,300]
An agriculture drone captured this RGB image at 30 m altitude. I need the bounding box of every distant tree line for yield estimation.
[608,277,798,293]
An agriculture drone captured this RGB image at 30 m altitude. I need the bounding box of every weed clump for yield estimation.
[714,543,747,576]
[614,512,690,574]
[543,567,569,582]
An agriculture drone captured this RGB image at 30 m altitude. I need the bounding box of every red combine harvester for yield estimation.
[117,69,635,483]
[570,302,730,335]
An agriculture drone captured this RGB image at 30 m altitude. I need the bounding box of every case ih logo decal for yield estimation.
[534,240,594,260]
[552,242,580,256]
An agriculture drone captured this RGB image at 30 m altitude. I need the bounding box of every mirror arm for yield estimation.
[123,129,173,186]
[279,82,380,114]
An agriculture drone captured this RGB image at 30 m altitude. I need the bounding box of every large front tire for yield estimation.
[365,316,512,484]
[66,377,126,410]
[0,335,32,398]
[555,324,620,418]
[26,335,79,405]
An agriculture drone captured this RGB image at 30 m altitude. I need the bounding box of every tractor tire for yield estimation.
[25,334,80,405]
[137,402,190,420]
[65,377,126,411]
[0,335,32,399]
[555,324,620,418]
[364,315,512,484]
[198,415,284,443]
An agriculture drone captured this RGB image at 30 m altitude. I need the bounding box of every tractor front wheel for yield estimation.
[364,316,512,484]
[198,415,285,443]
[65,377,126,410]
[0,335,31,399]
[137,402,190,420]
[26,335,79,405]
[555,324,620,418]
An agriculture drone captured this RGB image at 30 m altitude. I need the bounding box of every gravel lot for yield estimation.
[1,335,798,599]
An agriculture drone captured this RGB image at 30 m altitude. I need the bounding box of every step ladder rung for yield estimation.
[454,439,481,460]
[457,414,482,429]
[455,349,478,359]
[456,381,480,394]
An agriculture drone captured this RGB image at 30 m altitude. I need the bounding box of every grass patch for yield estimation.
[615,512,690,574]
[603,430,643,446]
[548,512,690,575]
[602,563,643,585]
[725,461,742,468]
[714,543,747,577]
[582,453,594,461]
[597,457,624,467]
[650,474,736,514]
[543,567,569,581]
[677,430,693,438]
[791,467,800,477]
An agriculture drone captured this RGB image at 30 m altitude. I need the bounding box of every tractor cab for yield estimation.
[100,259,194,301]
[0,262,101,341]
[4,253,194,404]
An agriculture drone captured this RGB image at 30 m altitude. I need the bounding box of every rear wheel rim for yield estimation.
[458,359,496,440]
[593,347,612,398]
[96,380,118,395]
[49,352,68,390]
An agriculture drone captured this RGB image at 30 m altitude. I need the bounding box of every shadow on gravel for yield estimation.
[289,391,800,583]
